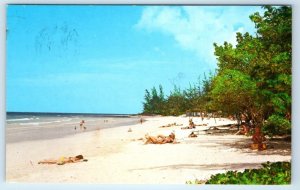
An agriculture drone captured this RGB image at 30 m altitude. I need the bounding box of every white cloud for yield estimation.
[136,6,262,66]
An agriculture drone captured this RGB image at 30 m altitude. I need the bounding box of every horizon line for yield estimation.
[6,111,140,116]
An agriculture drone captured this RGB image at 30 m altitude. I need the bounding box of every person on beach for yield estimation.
[160,122,177,128]
[235,123,250,135]
[80,120,86,130]
[188,131,198,138]
[144,132,176,144]
[38,155,88,165]
[189,118,196,128]
[181,118,196,129]
[251,127,267,151]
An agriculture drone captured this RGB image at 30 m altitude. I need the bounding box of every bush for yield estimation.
[205,162,291,184]
[186,162,291,185]
[263,114,291,137]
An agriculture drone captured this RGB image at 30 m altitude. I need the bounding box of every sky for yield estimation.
[6,5,262,114]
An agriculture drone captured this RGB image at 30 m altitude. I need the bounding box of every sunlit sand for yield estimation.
[6,116,291,184]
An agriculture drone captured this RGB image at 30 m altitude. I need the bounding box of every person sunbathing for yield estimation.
[38,155,88,165]
[145,132,176,144]
[181,119,196,129]
[188,131,198,138]
[189,119,195,128]
[195,123,207,126]
[160,123,177,128]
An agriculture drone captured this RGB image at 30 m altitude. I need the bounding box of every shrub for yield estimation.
[263,115,291,137]
[205,161,291,184]
[186,162,291,185]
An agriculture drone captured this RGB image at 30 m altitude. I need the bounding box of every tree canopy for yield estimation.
[142,6,291,136]
[213,6,291,135]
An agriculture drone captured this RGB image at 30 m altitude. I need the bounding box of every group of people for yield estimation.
[145,118,198,144]
[37,116,269,167]
[234,122,267,150]
[74,120,86,131]
[144,117,267,151]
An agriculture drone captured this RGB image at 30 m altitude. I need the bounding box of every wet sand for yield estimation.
[6,115,139,143]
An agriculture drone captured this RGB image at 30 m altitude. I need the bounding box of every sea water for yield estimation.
[6,112,140,143]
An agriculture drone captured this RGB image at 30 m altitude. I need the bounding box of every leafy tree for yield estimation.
[157,85,167,114]
[150,86,160,114]
[250,6,292,134]
[142,6,291,136]
[142,89,152,114]
[142,85,166,115]
[183,83,200,112]
[210,69,261,125]
[166,86,187,116]
[213,6,291,134]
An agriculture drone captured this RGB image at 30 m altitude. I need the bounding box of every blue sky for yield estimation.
[6,5,262,114]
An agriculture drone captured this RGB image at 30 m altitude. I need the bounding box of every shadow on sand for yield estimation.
[129,162,263,172]
[203,134,291,156]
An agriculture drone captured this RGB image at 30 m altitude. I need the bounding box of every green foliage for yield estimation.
[142,6,291,136]
[211,69,257,114]
[212,6,291,133]
[142,85,166,115]
[263,114,291,137]
[143,89,152,114]
[202,162,291,185]
[142,72,214,116]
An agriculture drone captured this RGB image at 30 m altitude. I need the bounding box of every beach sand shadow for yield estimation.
[210,136,291,156]
[129,162,263,172]
[197,125,291,156]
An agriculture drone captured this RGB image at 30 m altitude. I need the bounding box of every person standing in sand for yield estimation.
[140,117,144,124]
[80,120,86,130]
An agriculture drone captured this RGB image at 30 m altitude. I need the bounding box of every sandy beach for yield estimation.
[6,116,291,184]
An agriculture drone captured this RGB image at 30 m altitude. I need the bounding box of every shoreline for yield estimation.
[6,116,291,184]
[6,115,140,143]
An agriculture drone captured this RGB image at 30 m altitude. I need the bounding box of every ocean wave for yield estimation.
[7,118,33,122]
[19,121,62,126]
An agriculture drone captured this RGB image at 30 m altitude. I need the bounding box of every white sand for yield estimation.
[6,116,291,184]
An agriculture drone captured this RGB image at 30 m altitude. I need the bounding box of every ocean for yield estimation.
[6,112,140,143]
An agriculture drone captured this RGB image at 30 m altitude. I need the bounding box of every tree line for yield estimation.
[142,6,291,136]
[142,73,214,116]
